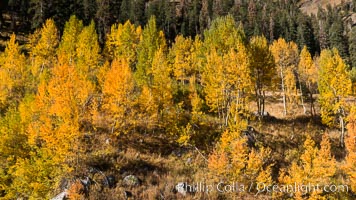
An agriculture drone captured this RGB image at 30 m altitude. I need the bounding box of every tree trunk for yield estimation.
[310,92,315,116]
[298,76,306,114]
[340,114,345,148]
[280,69,287,116]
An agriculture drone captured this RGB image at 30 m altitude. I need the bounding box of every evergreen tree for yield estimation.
[349,27,356,68]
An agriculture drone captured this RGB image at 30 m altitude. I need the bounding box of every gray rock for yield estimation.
[123,175,140,186]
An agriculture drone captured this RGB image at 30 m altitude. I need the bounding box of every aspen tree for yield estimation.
[28,19,59,78]
[279,135,336,199]
[249,35,276,117]
[135,16,166,86]
[298,46,318,115]
[76,21,101,79]
[105,20,142,67]
[169,35,194,85]
[318,48,352,147]
[344,106,356,192]
[151,47,173,126]
[57,15,83,66]
[202,44,251,126]
[208,119,272,186]
[270,38,299,116]
[102,58,134,134]
[0,34,27,106]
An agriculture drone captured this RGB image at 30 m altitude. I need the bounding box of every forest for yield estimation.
[0,0,356,200]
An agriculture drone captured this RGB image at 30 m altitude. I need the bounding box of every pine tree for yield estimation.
[349,27,356,68]
[318,48,352,147]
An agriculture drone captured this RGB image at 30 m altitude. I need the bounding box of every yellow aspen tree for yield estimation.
[298,46,318,115]
[0,34,27,106]
[135,16,166,86]
[105,20,142,67]
[270,38,299,116]
[0,107,30,198]
[168,35,203,118]
[285,67,298,115]
[137,85,157,130]
[344,106,356,192]
[169,35,194,85]
[57,15,83,66]
[151,47,173,127]
[28,19,59,79]
[225,45,252,123]
[102,58,134,134]
[209,119,272,187]
[203,15,246,54]
[318,48,352,147]
[189,76,203,122]
[202,43,251,126]
[279,135,336,199]
[76,21,101,80]
[202,49,226,124]
[249,35,276,117]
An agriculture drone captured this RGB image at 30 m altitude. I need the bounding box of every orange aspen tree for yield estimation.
[101,58,135,134]
[344,106,356,192]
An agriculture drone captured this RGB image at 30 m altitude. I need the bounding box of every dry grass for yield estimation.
[61,93,355,199]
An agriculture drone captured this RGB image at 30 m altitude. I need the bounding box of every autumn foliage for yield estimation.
[0,14,355,199]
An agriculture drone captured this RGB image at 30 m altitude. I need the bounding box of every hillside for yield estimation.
[299,0,347,15]
[0,1,356,200]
